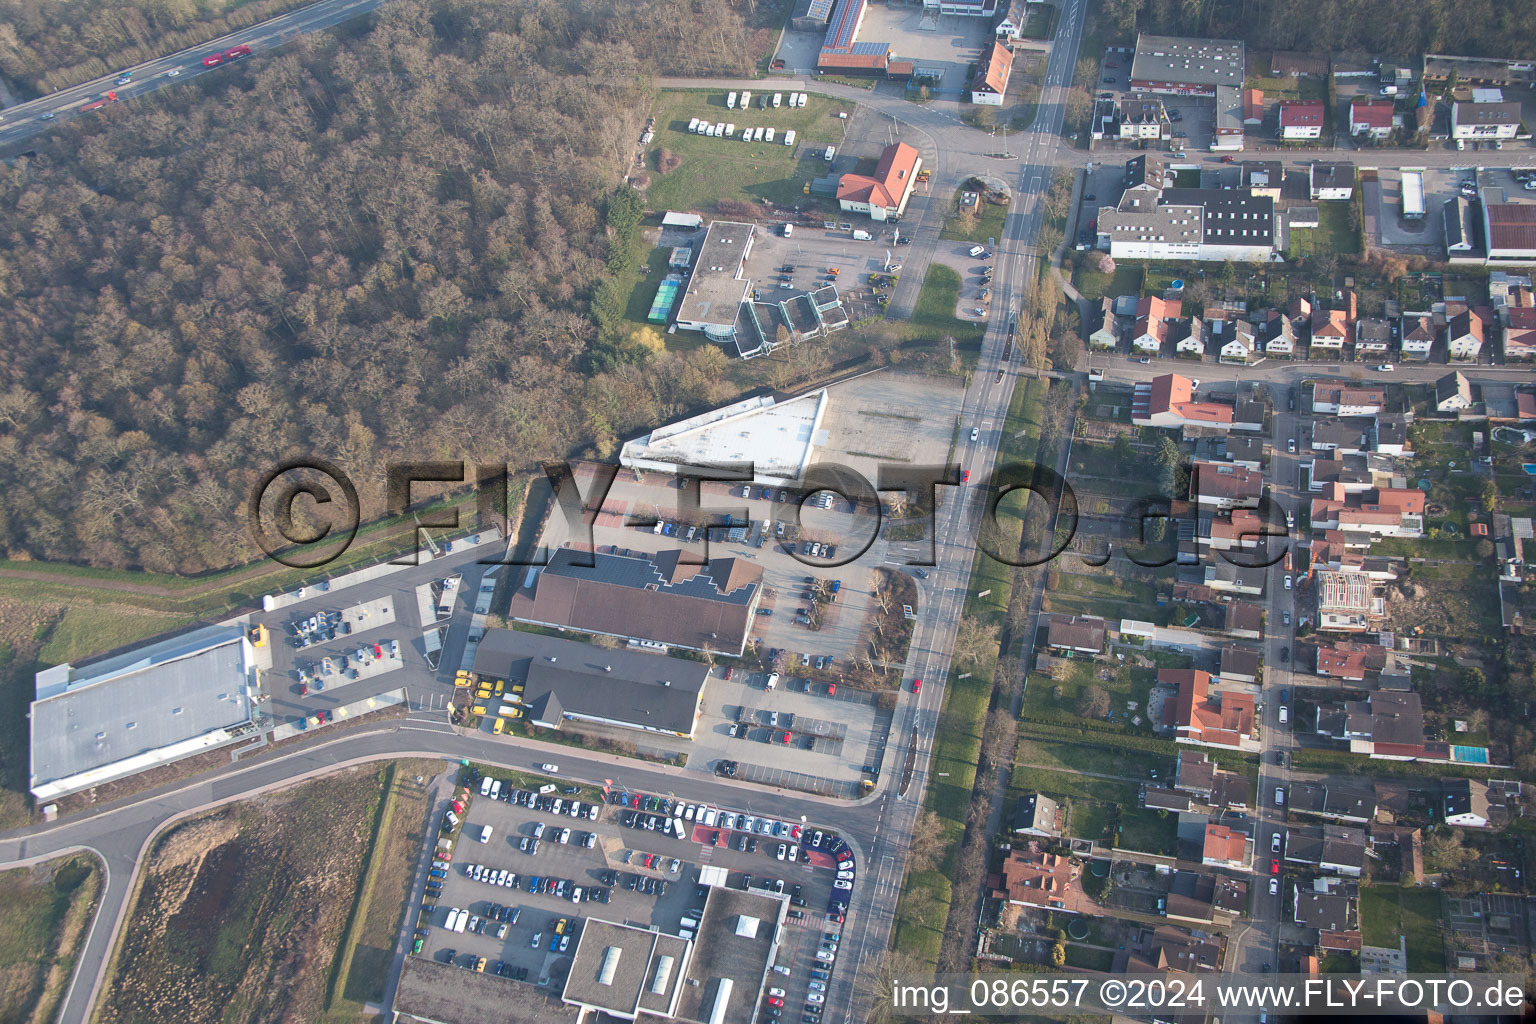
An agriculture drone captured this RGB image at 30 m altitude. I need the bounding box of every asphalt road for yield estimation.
[0,0,391,149]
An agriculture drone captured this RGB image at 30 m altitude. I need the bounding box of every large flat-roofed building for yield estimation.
[817,0,891,73]
[1099,187,1275,261]
[510,548,764,657]
[1481,203,1536,266]
[620,389,829,485]
[30,624,257,801]
[675,221,756,339]
[471,629,710,738]
[1129,34,1245,96]
[563,884,785,1023]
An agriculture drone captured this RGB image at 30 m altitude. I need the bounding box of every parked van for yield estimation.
[480,825,493,843]
[823,146,835,161]
[767,672,780,690]
[688,117,700,133]
[727,91,738,109]
[452,908,468,933]
[700,807,719,827]
[968,245,986,257]
[740,91,751,109]
[784,129,796,147]
[765,128,775,143]
[753,126,764,142]
[680,916,700,930]
[772,92,782,107]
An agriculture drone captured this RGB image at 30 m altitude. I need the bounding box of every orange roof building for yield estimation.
[1163,669,1256,750]
[837,142,922,221]
[970,41,1014,105]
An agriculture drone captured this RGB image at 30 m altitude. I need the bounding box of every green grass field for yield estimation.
[0,856,100,1024]
[911,264,987,348]
[38,605,192,667]
[940,191,1010,245]
[1286,201,1361,260]
[1361,885,1445,971]
[641,90,853,212]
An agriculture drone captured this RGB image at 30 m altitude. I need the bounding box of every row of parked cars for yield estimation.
[290,610,349,648]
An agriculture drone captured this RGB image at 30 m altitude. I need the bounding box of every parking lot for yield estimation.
[267,595,404,724]
[414,768,860,1013]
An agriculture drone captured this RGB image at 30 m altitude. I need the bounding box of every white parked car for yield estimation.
[1284,575,1293,590]
[1377,363,1394,372]
[540,763,559,773]
[1269,877,1280,895]
[1279,706,1290,725]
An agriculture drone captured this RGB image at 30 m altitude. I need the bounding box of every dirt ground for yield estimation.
[96,766,389,1024]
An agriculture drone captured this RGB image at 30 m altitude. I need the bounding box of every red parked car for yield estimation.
[374,643,384,658]
[1270,858,1281,875]
[782,731,792,744]
[912,678,922,694]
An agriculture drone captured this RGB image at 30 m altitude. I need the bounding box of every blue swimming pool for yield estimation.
[1524,464,1536,476]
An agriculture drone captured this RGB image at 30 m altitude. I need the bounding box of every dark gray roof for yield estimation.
[1130,34,1245,89]
[473,629,709,736]
[1160,189,1275,246]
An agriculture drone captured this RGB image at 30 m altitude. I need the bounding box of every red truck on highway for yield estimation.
[202,44,253,68]
[79,92,118,112]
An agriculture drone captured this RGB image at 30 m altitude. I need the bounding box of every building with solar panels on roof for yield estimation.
[29,624,259,802]
[816,0,891,74]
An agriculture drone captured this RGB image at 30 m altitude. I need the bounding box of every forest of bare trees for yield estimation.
[1105,0,1536,60]
[0,0,767,573]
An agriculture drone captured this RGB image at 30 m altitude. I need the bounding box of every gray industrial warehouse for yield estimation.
[472,628,711,738]
[30,624,258,802]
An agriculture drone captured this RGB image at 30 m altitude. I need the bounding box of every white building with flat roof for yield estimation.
[620,390,828,485]
[674,221,756,340]
[30,624,257,801]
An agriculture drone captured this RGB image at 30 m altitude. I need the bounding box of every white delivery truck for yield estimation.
[823,146,835,161]
[727,91,737,109]
[772,92,782,107]
[784,129,796,147]
[852,229,872,241]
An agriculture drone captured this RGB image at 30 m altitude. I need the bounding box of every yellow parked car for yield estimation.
[493,679,505,695]
[454,676,472,688]
[493,717,507,735]
[470,705,487,716]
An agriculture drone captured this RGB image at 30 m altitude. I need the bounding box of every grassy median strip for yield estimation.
[0,855,102,1024]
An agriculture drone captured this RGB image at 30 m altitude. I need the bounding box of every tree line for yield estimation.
[0,0,766,573]
[1104,0,1536,62]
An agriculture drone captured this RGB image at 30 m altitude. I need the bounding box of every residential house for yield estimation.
[1506,307,1536,360]
[1132,373,1239,431]
[991,844,1093,914]
[1355,318,1392,358]
[1314,641,1389,681]
[1287,780,1379,824]
[1219,644,1261,684]
[1435,371,1473,412]
[1349,100,1394,140]
[1205,508,1271,551]
[1288,206,1320,230]
[1224,601,1264,639]
[837,142,922,221]
[1141,785,1194,812]
[1308,452,1374,493]
[1119,95,1171,140]
[1132,295,1180,353]
[993,1,1029,42]
[1013,791,1064,837]
[1261,309,1296,357]
[1401,312,1436,360]
[1328,691,1447,761]
[1242,88,1264,124]
[1201,823,1252,870]
[1195,560,1267,594]
[1242,160,1284,198]
[1279,101,1325,140]
[1442,778,1493,828]
[1173,316,1206,357]
[1422,53,1527,88]
[1310,484,1425,542]
[1190,461,1264,510]
[1313,383,1385,417]
[1164,870,1248,925]
[1088,296,1118,349]
[1174,750,1219,799]
[1450,101,1521,142]
[1116,924,1224,974]
[1221,435,1265,470]
[1314,567,1390,631]
[1310,307,1351,354]
[1445,196,1478,256]
[1164,669,1257,750]
[1374,414,1411,456]
[1446,308,1486,361]
[1310,419,1372,455]
[1285,824,1367,877]
[1293,878,1361,950]
[1310,162,1356,200]
[970,41,1013,105]
[1043,614,1106,655]
[1217,319,1257,363]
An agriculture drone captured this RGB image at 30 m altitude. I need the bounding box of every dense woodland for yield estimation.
[1106,0,1536,60]
[0,0,770,573]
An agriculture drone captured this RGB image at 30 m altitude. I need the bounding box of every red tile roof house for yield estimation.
[1133,373,1235,430]
[1309,307,1351,353]
[1278,100,1325,140]
[1201,823,1251,870]
[970,41,1013,106]
[1162,669,1258,751]
[1130,295,1181,354]
[1505,307,1536,361]
[989,842,1097,914]
[1348,100,1394,140]
[836,142,922,221]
